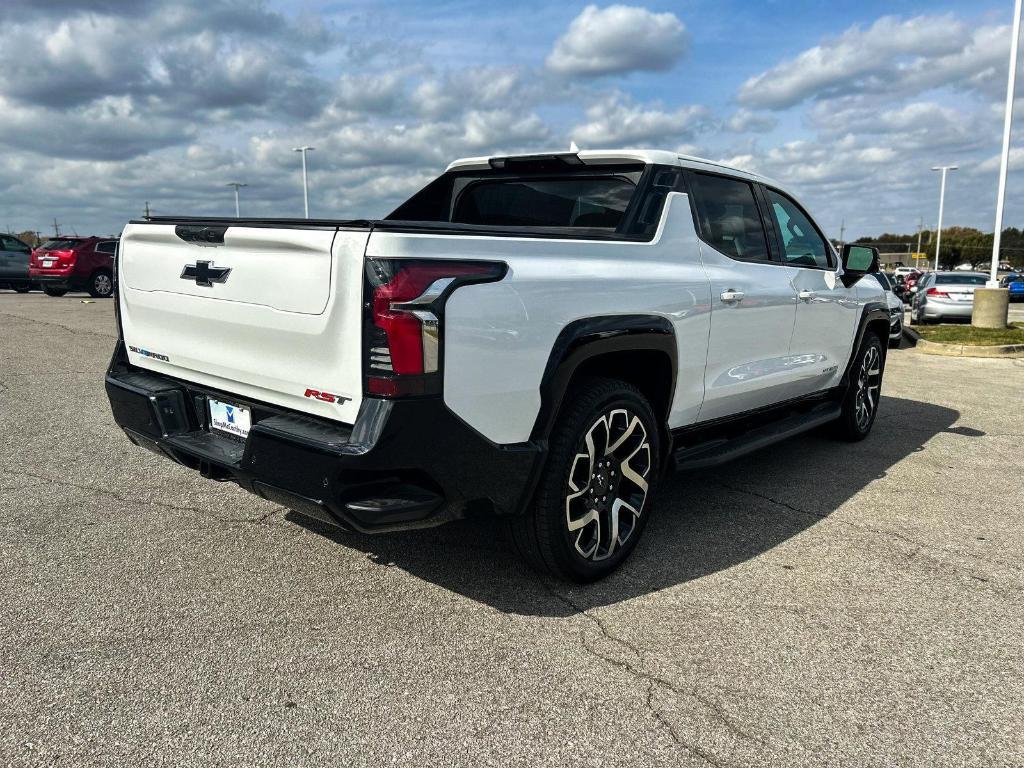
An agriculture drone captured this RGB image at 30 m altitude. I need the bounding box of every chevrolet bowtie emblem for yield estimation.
[181,260,231,287]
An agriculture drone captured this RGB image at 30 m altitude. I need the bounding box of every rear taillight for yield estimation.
[927,288,949,298]
[363,259,505,397]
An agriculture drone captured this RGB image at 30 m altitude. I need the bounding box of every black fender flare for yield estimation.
[840,302,891,389]
[529,314,677,443]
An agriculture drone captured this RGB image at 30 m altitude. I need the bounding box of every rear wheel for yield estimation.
[88,270,113,298]
[42,285,67,297]
[510,377,660,582]
[833,332,884,442]
[13,285,30,293]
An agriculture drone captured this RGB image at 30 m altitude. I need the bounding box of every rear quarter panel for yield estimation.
[366,192,711,445]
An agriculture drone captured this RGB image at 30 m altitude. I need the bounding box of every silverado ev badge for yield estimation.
[181,260,231,287]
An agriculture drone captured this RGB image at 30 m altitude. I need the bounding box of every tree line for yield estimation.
[853,227,1024,270]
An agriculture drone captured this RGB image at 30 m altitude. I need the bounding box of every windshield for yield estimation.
[935,274,987,285]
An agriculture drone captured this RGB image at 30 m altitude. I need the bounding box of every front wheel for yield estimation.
[833,332,884,442]
[13,285,30,293]
[510,377,660,582]
[42,286,67,297]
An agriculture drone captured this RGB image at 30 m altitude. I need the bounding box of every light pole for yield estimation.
[988,0,1022,287]
[931,165,957,271]
[226,182,247,217]
[293,146,315,218]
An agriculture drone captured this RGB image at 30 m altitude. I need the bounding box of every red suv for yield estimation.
[29,236,118,298]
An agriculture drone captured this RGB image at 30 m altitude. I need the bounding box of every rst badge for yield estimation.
[304,388,352,405]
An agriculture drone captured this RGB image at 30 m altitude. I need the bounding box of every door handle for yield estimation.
[720,290,745,303]
[798,290,816,301]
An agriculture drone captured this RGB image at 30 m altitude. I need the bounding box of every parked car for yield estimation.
[105,148,891,581]
[0,234,35,292]
[1001,273,1024,302]
[893,266,919,278]
[29,236,117,298]
[872,272,904,347]
[910,272,990,324]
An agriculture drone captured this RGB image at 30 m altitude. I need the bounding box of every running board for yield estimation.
[672,402,841,471]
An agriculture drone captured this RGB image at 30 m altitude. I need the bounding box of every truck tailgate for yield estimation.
[117,222,368,424]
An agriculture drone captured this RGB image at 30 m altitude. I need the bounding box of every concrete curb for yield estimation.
[902,325,1024,358]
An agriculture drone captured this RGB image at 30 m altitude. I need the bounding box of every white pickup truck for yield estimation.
[106,149,889,581]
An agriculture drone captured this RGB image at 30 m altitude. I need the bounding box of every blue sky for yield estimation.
[0,0,1021,240]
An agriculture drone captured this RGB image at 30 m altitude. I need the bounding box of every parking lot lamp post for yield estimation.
[931,166,957,271]
[226,182,247,218]
[293,146,315,218]
[988,0,1022,288]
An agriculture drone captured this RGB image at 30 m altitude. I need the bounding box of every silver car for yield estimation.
[910,271,989,324]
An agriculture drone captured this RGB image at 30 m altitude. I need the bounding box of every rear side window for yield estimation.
[96,241,117,254]
[764,189,831,269]
[688,173,770,261]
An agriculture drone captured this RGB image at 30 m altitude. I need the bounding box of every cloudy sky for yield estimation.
[1,0,1022,240]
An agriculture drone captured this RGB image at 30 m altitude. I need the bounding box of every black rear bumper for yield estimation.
[105,344,541,532]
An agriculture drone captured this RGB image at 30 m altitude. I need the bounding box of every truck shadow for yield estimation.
[287,396,964,617]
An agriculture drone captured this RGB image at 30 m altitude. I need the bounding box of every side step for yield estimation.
[673,402,841,471]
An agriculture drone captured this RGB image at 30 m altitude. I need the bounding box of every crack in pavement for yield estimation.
[0,310,115,341]
[535,575,765,766]
[1,468,282,526]
[718,483,1023,576]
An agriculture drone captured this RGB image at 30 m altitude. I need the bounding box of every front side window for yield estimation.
[688,173,770,261]
[764,189,831,269]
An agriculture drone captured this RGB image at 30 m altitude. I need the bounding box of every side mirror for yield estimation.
[840,244,879,288]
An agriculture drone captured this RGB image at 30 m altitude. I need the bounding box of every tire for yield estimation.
[509,377,660,582]
[42,285,67,297]
[13,285,30,293]
[88,270,113,298]
[833,332,884,442]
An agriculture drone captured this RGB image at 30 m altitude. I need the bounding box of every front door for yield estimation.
[687,171,799,422]
[761,187,859,395]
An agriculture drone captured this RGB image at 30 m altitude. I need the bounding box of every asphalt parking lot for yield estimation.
[1,294,1022,767]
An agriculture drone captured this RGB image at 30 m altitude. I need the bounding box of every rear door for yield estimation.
[117,221,371,424]
[761,186,860,397]
[687,171,799,421]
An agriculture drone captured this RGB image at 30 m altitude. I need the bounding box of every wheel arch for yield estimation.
[840,303,890,389]
[530,315,677,448]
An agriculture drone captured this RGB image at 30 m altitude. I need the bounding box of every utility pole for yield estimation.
[292,146,315,219]
[931,166,958,271]
[225,182,248,217]
[53,218,60,237]
[838,219,846,249]
[144,201,151,218]
[915,217,924,266]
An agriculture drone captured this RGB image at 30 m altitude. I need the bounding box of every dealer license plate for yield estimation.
[208,398,251,439]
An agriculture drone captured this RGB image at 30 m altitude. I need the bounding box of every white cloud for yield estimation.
[546,4,687,77]
[737,15,1008,109]
[570,92,709,146]
[725,109,777,133]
